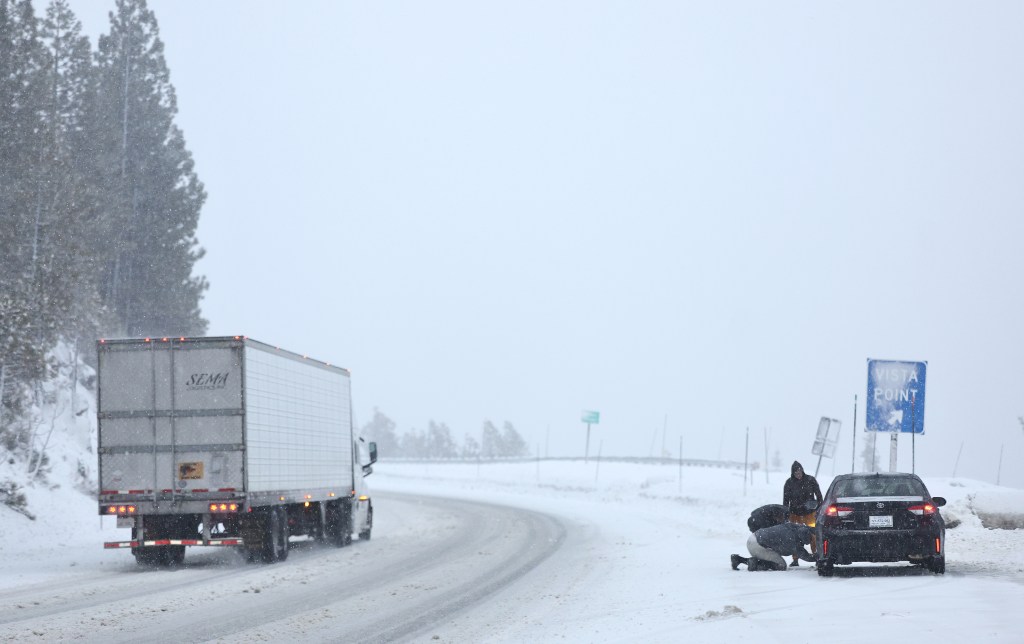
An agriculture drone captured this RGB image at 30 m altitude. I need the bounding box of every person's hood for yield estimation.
[791,461,804,477]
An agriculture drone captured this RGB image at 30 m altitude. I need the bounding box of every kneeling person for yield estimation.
[732,522,814,571]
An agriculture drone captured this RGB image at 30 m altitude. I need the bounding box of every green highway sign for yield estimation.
[581,410,600,424]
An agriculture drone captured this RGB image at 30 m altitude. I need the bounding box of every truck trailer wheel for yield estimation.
[260,508,289,563]
[132,522,185,567]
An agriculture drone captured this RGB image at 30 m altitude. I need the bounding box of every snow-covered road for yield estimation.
[0,493,563,643]
[2,460,1022,642]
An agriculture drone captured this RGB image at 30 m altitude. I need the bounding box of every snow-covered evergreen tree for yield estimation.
[361,408,399,459]
[92,0,207,336]
[481,420,502,459]
[501,421,529,458]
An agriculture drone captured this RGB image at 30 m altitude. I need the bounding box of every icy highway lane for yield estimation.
[0,493,567,643]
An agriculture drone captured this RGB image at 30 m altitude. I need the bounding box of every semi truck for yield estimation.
[96,336,376,566]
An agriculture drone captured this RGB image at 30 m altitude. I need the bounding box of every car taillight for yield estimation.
[208,503,239,513]
[105,505,136,515]
[826,505,853,518]
[908,503,936,516]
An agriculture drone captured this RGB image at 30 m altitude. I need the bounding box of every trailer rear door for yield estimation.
[98,339,245,498]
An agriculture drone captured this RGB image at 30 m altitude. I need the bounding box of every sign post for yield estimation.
[866,359,927,472]
[811,417,842,478]
[581,410,600,463]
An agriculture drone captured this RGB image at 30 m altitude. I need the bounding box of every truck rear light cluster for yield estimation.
[106,505,137,515]
[209,503,239,513]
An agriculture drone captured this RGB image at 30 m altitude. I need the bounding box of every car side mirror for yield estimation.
[931,496,946,507]
[368,441,378,465]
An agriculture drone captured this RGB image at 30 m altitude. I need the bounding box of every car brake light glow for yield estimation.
[908,503,936,516]
[826,505,853,518]
[935,537,941,553]
[208,503,239,513]
[106,505,136,515]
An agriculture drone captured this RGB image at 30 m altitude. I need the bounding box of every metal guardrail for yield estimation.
[377,456,750,470]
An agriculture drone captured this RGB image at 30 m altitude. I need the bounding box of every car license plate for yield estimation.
[117,516,134,529]
[869,515,893,528]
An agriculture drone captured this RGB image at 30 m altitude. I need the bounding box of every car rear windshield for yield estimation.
[832,477,927,498]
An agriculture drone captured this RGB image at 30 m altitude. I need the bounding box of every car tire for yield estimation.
[928,555,945,574]
[817,560,835,577]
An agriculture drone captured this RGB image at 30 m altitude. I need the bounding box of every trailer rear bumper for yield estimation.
[104,538,243,549]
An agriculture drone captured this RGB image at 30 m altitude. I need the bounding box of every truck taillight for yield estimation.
[106,505,136,515]
[209,503,239,513]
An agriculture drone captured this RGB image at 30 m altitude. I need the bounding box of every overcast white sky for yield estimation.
[66,1,1024,487]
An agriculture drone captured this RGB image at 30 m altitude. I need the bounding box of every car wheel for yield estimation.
[817,560,835,577]
[928,555,945,574]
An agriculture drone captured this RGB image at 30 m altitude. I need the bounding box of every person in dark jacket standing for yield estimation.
[731,522,814,570]
[782,461,822,566]
[746,503,789,533]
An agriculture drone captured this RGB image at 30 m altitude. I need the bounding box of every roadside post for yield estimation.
[581,409,600,463]
[866,359,927,472]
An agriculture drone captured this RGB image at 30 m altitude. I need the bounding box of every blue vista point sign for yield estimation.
[865,359,927,434]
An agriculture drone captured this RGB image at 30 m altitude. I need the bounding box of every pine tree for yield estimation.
[461,434,480,459]
[361,408,399,458]
[426,421,457,459]
[501,421,528,457]
[91,0,207,336]
[400,427,425,458]
[34,0,108,348]
[0,0,55,392]
[481,420,502,459]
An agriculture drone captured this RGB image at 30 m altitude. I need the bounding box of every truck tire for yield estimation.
[260,508,289,563]
[165,546,186,566]
[275,507,290,561]
[325,502,352,547]
[132,521,185,567]
[358,504,373,541]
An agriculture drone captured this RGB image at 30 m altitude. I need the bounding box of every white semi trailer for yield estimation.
[97,336,376,566]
